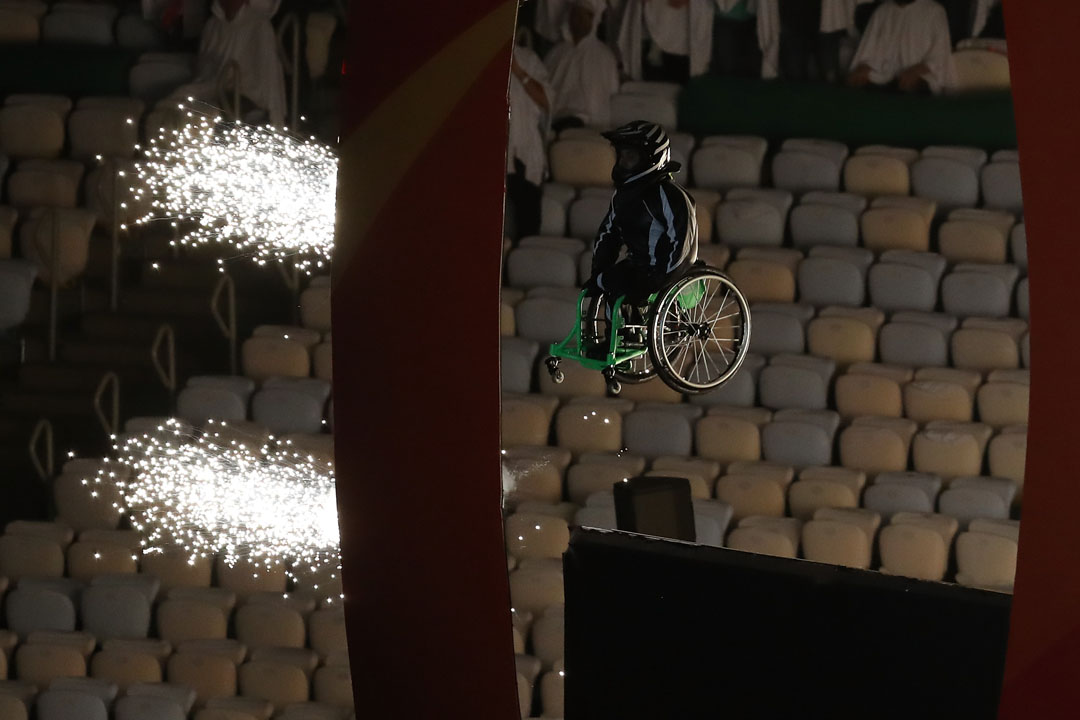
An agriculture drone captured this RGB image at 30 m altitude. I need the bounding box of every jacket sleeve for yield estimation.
[642,184,692,273]
[590,200,623,279]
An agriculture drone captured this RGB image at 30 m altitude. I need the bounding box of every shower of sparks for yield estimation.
[108,419,341,597]
[132,104,337,273]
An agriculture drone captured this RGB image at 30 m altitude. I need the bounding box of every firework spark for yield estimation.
[132,105,337,273]
[109,420,340,593]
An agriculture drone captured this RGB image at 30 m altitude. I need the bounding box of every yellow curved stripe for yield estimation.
[334,1,518,281]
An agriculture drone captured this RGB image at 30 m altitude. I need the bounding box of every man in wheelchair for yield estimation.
[584,120,699,359]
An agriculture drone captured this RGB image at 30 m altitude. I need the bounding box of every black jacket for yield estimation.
[591,169,698,281]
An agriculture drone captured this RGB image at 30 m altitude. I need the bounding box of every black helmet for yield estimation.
[602,120,679,185]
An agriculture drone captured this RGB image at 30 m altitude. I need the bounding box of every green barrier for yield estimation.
[678,76,1017,150]
[0,46,136,97]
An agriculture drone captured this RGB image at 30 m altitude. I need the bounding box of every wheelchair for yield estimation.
[544,262,752,395]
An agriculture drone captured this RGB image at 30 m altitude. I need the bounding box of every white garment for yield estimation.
[508,46,553,186]
[195,0,287,125]
[617,0,714,79]
[545,4,620,127]
[972,0,999,38]
[644,0,690,55]
[850,0,957,94]
[535,0,570,43]
[757,0,872,79]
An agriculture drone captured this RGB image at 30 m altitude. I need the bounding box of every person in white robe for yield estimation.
[755,0,873,80]
[544,0,621,130]
[172,0,288,125]
[534,0,570,47]
[616,0,716,82]
[846,0,958,94]
[506,43,553,238]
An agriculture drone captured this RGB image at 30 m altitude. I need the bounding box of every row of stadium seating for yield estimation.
[548,132,1021,213]
[0,494,353,719]
[0,1,169,51]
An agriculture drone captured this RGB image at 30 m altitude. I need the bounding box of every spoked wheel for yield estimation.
[647,267,751,394]
[586,292,656,385]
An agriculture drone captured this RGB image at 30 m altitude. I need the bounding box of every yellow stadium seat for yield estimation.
[806,316,875,365]
[801,519,870,569]
[695,416,761,463]
[726,260,795,303]
[844,154,910,196]
[505,513,570,561]
[15,643,85,688]
[788,479,857,521]
[835,373,902,418]
[89,648,161,692]
[554,403,623,456]
[976,381,1029,428]
[860,207,928,252]
[714,475,785,522]
[879,523,948,581]
[903,380,973,423]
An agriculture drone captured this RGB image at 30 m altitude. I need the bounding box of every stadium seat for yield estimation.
[81,585,151,641]
[903,380,973,423]
[910,156,979,212]
[515,297,578,344]
[860,206,928,252]
[788,480,857,521]
[609,91,677,128]
[951,326,1020,372]
[166,653,237,707]
[506,247,578,289]
[19,207,95,286]
[789,201,859,248]
[506,513,570,562]
[554,402,622,456]
[307,608,348,658]
[758,363,828,410]
[623,409,692,459]
[716,189,792,246]
[5,586,76,636]
[7,159,82,209]
[981,161,1023,214]
[834,372,902,418]
[988,427,1026,487]
[235,603,306,650]
[715,474,785,522]
[241,337,310,381]
[867,262,938,313]
[68,108,140,161]
[771,149,842,195]
[0,693,29,720]
[938,218,1011,265]
[66,539,137,583]
[956,531,1017,592]
[761,419,833,468]
[509,560,563,616]
[977,378,1029,428]
[15,643,86,687]
[89,649,162,692]
[140,549,212,591]
[501,395,552,448]
[48,676,118,704]
[939,476,1016,526]
[801,519,870,569]
[567,194,610,240]
[843,154,909,196]
[203,696,274,719]
[806,315,876,365]
[501,337,538,394]
[0,205,14,258]
[838,418,915,475]
[941,266,1017,318]
[0,534,65,582]
[911,428,984,480]
[0,6,39,43]
[549,138,614,187]
[177,386,248,425]
[748,308,805,357]
[0,259,36,331]
[692,136,766,190]
[251,387,326,435]
[879,322,949,368]
[1010,224,1026,269]
[157,600,229,644]
[796,256,864,307]
[539,183,574,236]
[878,523,948,581]
[36,689,108,720]
[695,416,761,463]
[0,105,65,159]
[738,515,802,552]
[688,352,764,408]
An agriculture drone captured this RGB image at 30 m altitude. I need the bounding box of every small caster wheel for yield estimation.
[552,370,565,384]
[607,379,622,395]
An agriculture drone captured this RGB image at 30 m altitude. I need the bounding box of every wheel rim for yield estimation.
[651,273,749,392]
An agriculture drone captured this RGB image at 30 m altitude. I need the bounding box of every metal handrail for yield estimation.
[48,214,59,361]
[151,324,177,398]
[93,371,120,439]
[110,163,127,312]
[28,419,54,483]
[276,12,301,129]
[211,273,238,375]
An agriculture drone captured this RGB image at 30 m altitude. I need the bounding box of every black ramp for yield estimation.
[564,528,1010,719]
